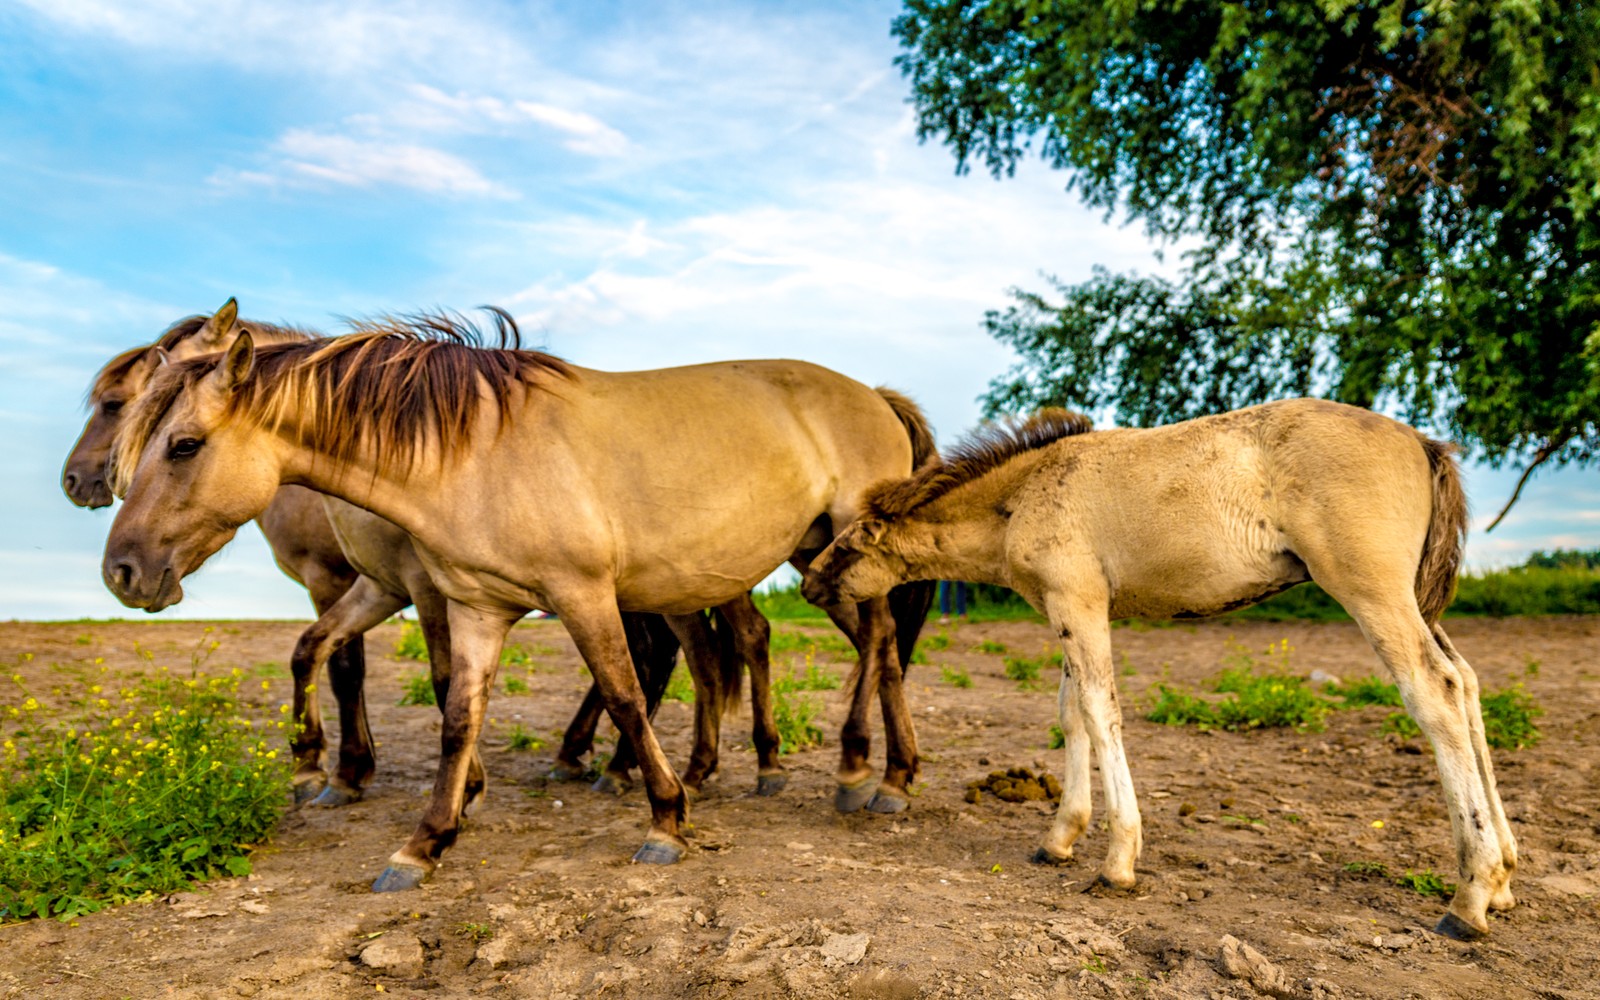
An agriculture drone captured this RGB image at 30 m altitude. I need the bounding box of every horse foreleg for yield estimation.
[1035,667,1092,865]
[560,597,690,864]
[595,614,681,794]
[553,685,605,781]
[863,595,918,814]
[412,585,485,813]
[290,576,405,805]
[373,600,516,892]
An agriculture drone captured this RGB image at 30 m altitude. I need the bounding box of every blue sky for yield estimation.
[1,0,1593,620]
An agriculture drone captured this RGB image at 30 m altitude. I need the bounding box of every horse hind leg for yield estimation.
[1035,667,1093,866]
[720,596,785,796]
[665,612,724,796]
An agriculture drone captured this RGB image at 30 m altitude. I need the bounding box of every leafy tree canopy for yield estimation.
[894,0,1600,486]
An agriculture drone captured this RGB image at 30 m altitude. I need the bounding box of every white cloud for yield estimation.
[405,85,630,157]
[215,129,517,198]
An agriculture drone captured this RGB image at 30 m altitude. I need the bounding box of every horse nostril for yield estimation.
[64,472,79,494]
[111,561,135,593]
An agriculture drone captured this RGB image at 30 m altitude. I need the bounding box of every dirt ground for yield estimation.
[1,614,1597,999]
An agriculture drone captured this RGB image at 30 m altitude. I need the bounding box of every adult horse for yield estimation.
[104,311,935,889]
[801,402,1516,940]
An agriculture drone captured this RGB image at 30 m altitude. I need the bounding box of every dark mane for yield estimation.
[87,315,317,403]
[111,308,572,493]
[862,408,1094,520]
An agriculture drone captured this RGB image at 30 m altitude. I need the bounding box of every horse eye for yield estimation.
[101,400,124,414]
[168,437,203,460]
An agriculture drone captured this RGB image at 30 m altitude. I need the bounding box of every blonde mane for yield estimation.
[862,408,1093,520]
[110,309,571,493]
[88,315,317,403]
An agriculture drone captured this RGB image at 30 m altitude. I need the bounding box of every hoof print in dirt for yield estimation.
[370,864,429,893]
[1031,847,1073,867]
[834,780,877,814]
[755,772,788,797]
[965,767,1062,805]
[865,791,909,814]
[1434,912,1488,941]
[631,840,684,865]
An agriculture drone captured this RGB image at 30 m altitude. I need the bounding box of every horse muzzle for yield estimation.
[62,465,114,509]
[103,553,185,612]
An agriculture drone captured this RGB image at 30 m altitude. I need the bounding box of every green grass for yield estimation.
[503,675,530,695]
[773,658,841,693]
[397,672,436,707]
[752,583,830,622]
[393,620,429,661]
[1394,869,1456,900]
[1003,650,1060,690]
[940,664,972,688]
[1325,675,1404,707]
[972,639,1008,655]
[1048,723,1065,749]
[1,646,291,921]
[772,688,823,754]
[662,663,695,703]
[506,724,544,752]
[1382,682,1543,749]
[770,628,855,660]
[1145,641,1332,732]
[922,631,952,652]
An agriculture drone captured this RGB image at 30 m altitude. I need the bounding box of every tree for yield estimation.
[894,0,1600,511]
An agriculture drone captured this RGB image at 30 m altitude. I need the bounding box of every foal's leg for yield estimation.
[373,600,518,892]
[861,595,919,813]
[289,576,400,803]
[719,596,785,795]
[1035,668,1093,865]
[1433,624,1518,910]
[1331,594,1510,938]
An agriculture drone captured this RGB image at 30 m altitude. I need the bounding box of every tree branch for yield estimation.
[1484,436,1569,533]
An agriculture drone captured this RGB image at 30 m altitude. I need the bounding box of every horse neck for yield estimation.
[890,463,1033,587]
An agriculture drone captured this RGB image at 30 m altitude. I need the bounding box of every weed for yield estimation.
[455,922,494,942]
[1382,682,1543,749]
[1003,650,1060,690]
[506,724,544,752]
[1342,860,1390,878]
[1524,657,1540,678]
[1119,653,1136,677]
[1048,724,1064,749]
[1394,869,1456,900]
[922,632,952,652]
[1145,684,1219,728]
[503,675,529,695]
[663,664,695,703]
[971,639,1008,655]
[773,654,839,693]
[772,688,823,754]
[1145,643,1331,732]
[500,643,533,670]
[1083,955,1109,975]
[73,634,93,646]
[770,628,855,660]
[397,672,436,707]
[1326,675,1403,708]
[393,621,429,661]
[941,665,973,688]
[0,646,291,921]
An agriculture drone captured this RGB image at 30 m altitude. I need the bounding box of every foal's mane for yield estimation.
[111,309,571,492]
[88,315,316,402]
[863,408,1093,520]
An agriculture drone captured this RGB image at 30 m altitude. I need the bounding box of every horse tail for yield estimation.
[707,607,746,717]
[875,387,938,472]
[622,612,681,719]
[1416,436,1468,624]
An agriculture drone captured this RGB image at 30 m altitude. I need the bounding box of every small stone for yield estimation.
[360,933,424,978]
[239,900,269,915]
[786,842,814,853]
[819,932,870,967]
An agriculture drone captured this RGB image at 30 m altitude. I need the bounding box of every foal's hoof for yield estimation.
[591,773,630,797]
[1082,875,1137,897]
[1434,911,1488,941]
[1031,847,1073,867]
[371,864,430,893]
[309,784,362,808]
[865,789,909,814]
[631,840,685,865]
[292,776,327,805]
[547,760,588,782]
[834,778,877,814]
[756,772,788,797]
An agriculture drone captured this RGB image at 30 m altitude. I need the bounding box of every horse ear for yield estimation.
[154,347,171,368]
[215,330,255,391]
[862,519,888,545]
[197,297,240,350]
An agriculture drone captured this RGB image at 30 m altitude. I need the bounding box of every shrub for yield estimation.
[1145,684,1219,728]
[393,620,429,660]
[1,652,291,921]
[772,688,823,754]
[397,672,436,707]
[941,665,973,688]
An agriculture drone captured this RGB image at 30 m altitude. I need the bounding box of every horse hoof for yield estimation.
[756,773,788,797]
[1031,847,1073,867]
[1082,875,1137,896]
[591,773,629,796]
[309,785,361,808]
[866,790,909,814]
[292,777,327,805]
[371,864,429,893]
[1489,888,1517,912]
[631,840,684,865]
[1435,911,1488,941]
[834,779,876,814]
[547,761,587,782]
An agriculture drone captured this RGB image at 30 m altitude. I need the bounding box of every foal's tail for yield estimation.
[1416,437,1468,624]
[874,387,939,671]
[875,387,938,473]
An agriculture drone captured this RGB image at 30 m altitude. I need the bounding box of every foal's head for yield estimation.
[103,331,280,611]
[63,299,282,507]
[801,408,1094,606]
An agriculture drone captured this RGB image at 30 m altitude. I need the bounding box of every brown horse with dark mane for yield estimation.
[103,305,934,890]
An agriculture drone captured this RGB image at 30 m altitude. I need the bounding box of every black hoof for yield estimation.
[371,863,429,893]
[292,777,327,805]
[547,760,588,782]
[1435,911,1488,941]
[1031,847,1073,867]
[866,790,909,814]
[835,779,876,814]
[631,840,684,865]
[591,773,629,796]
[308,784,361,808]
[756,772,788,797]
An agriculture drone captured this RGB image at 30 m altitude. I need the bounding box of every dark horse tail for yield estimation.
[875,387,939,668]
[708,606,746,717]
[1416,437,1468,625]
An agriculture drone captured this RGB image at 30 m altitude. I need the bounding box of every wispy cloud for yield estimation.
[404,86,629,157]
[215,129,517,198]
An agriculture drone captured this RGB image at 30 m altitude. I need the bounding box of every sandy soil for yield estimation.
[1,615,1597,999]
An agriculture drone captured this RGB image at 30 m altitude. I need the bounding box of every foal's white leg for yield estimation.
[1035,668,1093,864]
[1057,612,1141,888]
[1433,625,1518,911]
[1346,605,1509,938]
